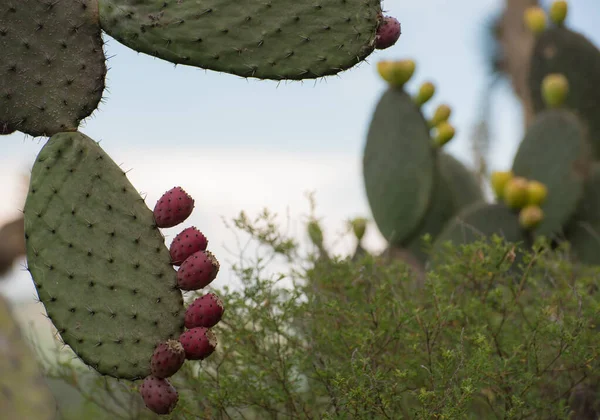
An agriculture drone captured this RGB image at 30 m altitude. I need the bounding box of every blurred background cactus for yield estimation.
[362,0,600,271]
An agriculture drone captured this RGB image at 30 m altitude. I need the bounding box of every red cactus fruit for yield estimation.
[150,339,186,379]
[139,375,179,415]
[179,327,217,360]
[176,250,220,291]
[169,226,208,266]
[153,186,194,228]
[184,293,224,329]
[375,16,401,50]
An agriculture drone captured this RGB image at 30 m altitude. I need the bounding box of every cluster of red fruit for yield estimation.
[139,186,224,415]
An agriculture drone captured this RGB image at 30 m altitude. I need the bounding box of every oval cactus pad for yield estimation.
[363,89,434,244]
[24,132,185,380]
[98,0,382,80]
[512,109,591,238]
[0,0,107,137]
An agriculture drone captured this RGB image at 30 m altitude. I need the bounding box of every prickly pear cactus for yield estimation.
[98,0,383,80]
[0,0,107,137]
[564,163,600,265]
[432,203,528,254]
[23,131,185,380]
[0,294,57,420]
[363,88,434,244]
[512,109,591,237]
[406,152,483,262]
[528,26,600,157]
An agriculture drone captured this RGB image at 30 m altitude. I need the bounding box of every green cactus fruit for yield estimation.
[490,171,514,200]
[549,1,568,26]
[518,205,544,230]
[0,0,107,137]
[563,163,600,265]
[414,82,435,106]
[503,177,530,209]
[98,0,382,81]
[432,202,528,255]
[350,218,368,242]
[433,122,456,147]
[406,152,484,262]
[512,109,591,237]
[529,26,600,158]
[23,132,185,380]
[0,295,57,419]
[377,60,416,89]
[363,89,434,245]
[524,6,547,35]
[429,104,452,127]
[542,73,569,108]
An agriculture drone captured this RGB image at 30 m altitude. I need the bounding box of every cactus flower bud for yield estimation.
[490,171,514,200]
[429,104,452,127]
[433,122,455,147]
[519,205,544,230]
[542,73,569,108]
[549,1,568,26]
[414,82,435,106]
[503,177,530,209]
[524,7,547,35]
[377,60,416,88]
[526,180,548,206]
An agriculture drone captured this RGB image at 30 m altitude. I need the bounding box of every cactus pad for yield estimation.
[512,109,591,238]
[363,88,434,244]
[528,27,600,157]
[406,152,483,261]
[432,203,527,252]
[0,0,107,137]
[0,295,57,419]
[98,0,381,80]
[564,163,600,266]
[24,132,185,380]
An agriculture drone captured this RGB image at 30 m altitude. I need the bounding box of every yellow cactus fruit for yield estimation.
[549,1,568,26]
[377,59,416,88]
[429,104,452,127]
[490,171,514,199]
[526,180,548,206]
[433,122,455,147]
[503,177,530,209]
[414,81,435,106]
[542,73,569,108]
[524,6,548,35]
[519,205,544,230]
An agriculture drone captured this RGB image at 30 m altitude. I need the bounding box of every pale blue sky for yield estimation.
[1,0,599,303]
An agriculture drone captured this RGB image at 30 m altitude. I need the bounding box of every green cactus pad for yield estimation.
[529,27,600,157]
[0,1,107,137]
[432,203,528,252]
[24,132,185,380]
[0,295,57,420]
[363,88,434,245]
[406,152,484,262]
[564,163,600,265]
[98,0,381,80]
[512,109,591,238]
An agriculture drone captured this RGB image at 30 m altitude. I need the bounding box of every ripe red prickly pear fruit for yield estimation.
[150,339,186,379]
[139,376,179,415]
[185,293,225,329]
[375,16,401,50]
[176,250,220,291]
[179,327,218,360]
[153,187,195,228]
[169,227,208,266]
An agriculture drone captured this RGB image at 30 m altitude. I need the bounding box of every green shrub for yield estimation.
[42,210,600,419]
